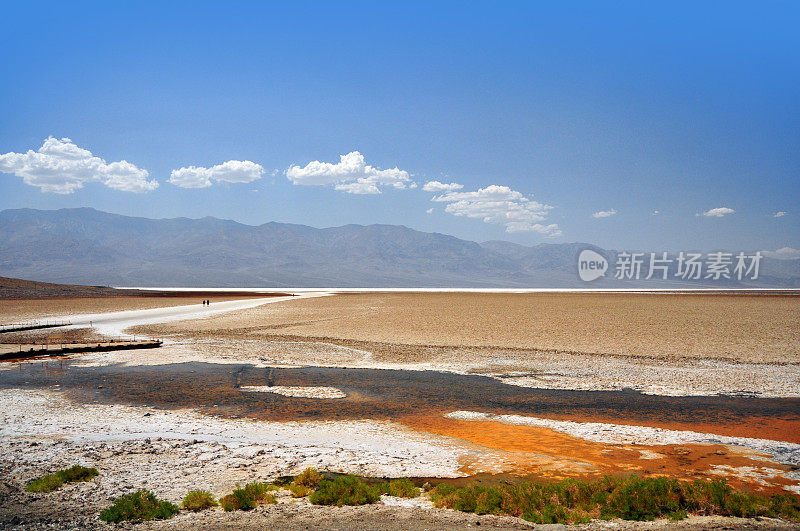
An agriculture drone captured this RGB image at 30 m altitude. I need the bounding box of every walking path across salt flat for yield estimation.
[58,292,331,337]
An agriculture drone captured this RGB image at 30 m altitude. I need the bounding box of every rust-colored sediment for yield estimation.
[402,415,800,496]
[523,412,800,445]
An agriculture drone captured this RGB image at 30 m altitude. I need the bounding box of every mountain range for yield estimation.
[1,208,797,288]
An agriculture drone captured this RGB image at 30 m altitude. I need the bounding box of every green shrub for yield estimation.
[26,474,64,493]
[58,465,100,483]
[220,481,277,511]
[769,493,800,521]
[99,490,179,523]
[182,490,217,511]
[294,467,323,489]
[378,478,419,498]
[309,475,381,506]
[219,494,240,511]
[429,475,800,524]
[289,483,312,498]
[26,465,100,493]
[600,476,684,521]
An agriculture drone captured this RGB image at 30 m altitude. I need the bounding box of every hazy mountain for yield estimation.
[1,208,797,288]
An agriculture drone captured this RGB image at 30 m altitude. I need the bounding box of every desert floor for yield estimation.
[1,291,799,529]
[1,294,285,322]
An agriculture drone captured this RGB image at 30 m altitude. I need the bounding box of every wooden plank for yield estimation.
[0,340,162,361]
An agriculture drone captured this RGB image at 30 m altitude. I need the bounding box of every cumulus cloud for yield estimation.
[168,160,264,188]
[506,221,562,234]
[761,247,800,260]
[592,209,617,219]
[774,211,787,218]
[285,151,412,194]
[422,180,463,192]
[430,184,561,236]
[701,207,735,217]
[0,136,157,194]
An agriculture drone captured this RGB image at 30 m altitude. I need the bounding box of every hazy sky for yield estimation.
[1,1,797,252]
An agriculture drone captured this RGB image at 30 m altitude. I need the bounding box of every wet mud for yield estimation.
[2,360,798,442]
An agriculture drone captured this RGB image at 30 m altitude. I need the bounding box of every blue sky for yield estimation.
[1,1,797,253]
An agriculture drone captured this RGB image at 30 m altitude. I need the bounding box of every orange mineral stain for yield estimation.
[402,414,800,496]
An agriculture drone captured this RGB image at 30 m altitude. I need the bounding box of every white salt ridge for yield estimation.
[1,388,465,478]
[445,411,800,466]
[240,385,346,399]
[488,356,800,398]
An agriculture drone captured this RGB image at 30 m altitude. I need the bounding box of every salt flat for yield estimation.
[125,291,800,397]
[2,289,800,528]
[137,291,800,363]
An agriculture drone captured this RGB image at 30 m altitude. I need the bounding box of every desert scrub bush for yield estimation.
[99,490,179,523]
[289,483,312,498]
[309,475,381,506]
[429,476,800,524]
[378,478,420,498]
[26,465,99,493]
[294,467,323,488]
[219,494,239,512]
[182,490,217,512]
[220,481,277,511]
[600,476,686,521]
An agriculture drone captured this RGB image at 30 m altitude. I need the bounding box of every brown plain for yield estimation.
[0,295,271,323]
[150,292,800,363]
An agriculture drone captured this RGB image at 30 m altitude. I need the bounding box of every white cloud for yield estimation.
[592,209,617,219]
[506,222,562,235]
[653,210,660,215]
[333,179,380,195]
[169,160,264,188]
[0,136,157,194]
[774,211,787,218]
[426,208,434,214]
[702,207,735,217]
[422,180,463,192]
[431,184,561,236]
[285,151,412,194]
[761,247,800,260]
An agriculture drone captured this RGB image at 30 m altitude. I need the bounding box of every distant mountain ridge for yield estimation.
[1,208,797,288]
